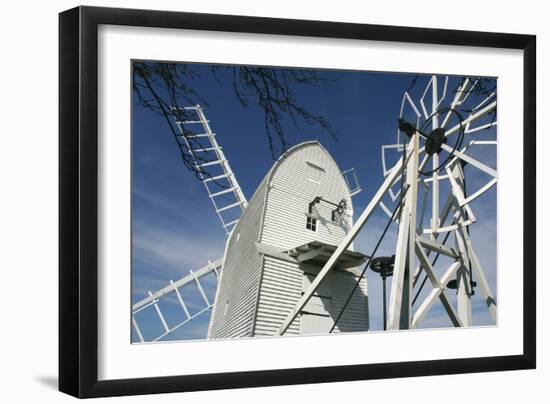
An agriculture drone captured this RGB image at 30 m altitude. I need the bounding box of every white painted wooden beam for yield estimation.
[417,236,459,259]
[388,133,419,330]
[296,246,325,263]
[458,226,497,322]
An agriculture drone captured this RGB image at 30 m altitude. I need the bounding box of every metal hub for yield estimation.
[425,127,447,155]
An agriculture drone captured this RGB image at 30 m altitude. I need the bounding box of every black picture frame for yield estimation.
[59,5,536,398]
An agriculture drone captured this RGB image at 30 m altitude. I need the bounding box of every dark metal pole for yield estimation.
[382,275,387,331]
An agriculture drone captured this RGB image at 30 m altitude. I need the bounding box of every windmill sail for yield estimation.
[132,258,223,343]
[173,105,248,234]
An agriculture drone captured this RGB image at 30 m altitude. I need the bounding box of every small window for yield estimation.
[306,216,317,232]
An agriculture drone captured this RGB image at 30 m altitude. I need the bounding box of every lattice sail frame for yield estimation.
[173,105,249,235]
[278,75,497,334]
[132,259,223,343]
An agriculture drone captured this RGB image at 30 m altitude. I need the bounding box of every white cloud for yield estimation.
[134,222,224,272]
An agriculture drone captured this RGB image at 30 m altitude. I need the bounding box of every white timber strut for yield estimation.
[451,163,473,326]
[387,131,419,330]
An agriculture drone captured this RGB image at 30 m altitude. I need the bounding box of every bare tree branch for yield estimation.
[133,62,337,182]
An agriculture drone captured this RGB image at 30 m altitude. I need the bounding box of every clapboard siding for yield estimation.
[254,256,301,336]
[331,273,369,332]
[207,177,267,339]
[261,143,353,250]
[301,268,368,334]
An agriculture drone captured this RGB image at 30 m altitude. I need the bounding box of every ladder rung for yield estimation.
[223,219,239,228]
[217,201,243,213]
[198,159,225,168]
[184,133,215,138]
[204,173,230,183]
[176,120,209,124]
[210,187,236,198]
[193,147,220,153]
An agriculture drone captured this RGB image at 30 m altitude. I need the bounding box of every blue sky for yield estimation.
[131,64,497,342]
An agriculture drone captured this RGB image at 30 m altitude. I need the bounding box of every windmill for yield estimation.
[277,75,498,334]
[132,105,363,342]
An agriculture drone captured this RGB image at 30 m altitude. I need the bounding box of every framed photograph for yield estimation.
[59,6,536,398]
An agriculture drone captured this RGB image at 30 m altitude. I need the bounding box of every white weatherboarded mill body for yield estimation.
[208,141,369,338]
